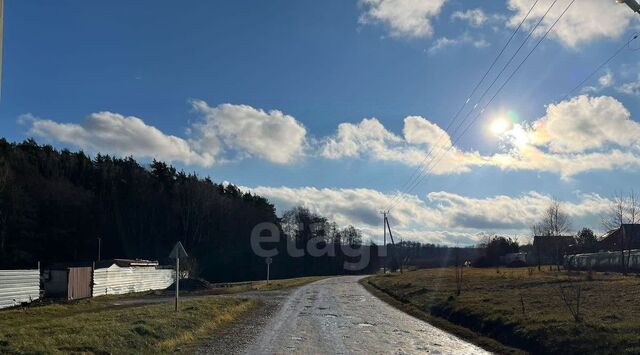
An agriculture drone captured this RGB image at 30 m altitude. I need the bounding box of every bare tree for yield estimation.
[544,199,571,236]
[532,199,571,270]
[557,283,584,323]
[601,190,640,275]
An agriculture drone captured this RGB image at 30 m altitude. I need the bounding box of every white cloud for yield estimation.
[581,71,614,94]
[247,185,612,244]
[526,95,640,153]
[319,116,483,174]
[22,101,308,166]
[507,0,637,47]
[403,115,451,147]
[190,101,307,165]
[451,8,488,27]
[358,0,447,38]
[320,117,402,159]
[320,95,640,178]
[24,112,216,166]
[616,79,640,96]
[428,32,490,54]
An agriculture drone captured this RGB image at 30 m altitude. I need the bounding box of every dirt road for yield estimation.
[230,276,488,354]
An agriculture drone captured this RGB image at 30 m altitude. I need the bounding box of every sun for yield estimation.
[489,118,511,136]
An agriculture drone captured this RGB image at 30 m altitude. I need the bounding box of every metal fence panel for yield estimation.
[0,269,40,309]
[92,266,174,297]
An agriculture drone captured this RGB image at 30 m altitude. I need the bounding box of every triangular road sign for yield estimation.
[169,241,188,259]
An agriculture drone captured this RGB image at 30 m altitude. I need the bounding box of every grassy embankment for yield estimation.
[363,267,640,355]
[0,275,326,354]
[204,275,329,294]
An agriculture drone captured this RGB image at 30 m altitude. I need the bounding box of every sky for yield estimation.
[2,0,640,245]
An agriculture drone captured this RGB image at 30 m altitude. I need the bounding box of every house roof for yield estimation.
[599,224,640,248]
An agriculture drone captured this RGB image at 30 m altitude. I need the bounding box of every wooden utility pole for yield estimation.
[381,211,387,274]
[384,213,397,272]
[97,237,101,261]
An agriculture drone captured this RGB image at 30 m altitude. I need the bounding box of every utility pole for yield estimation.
[618,0,640,14]
[381,210,388,274]
[381,212,397,273]
[97,237,101,261]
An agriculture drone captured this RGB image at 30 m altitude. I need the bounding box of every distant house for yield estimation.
[533,235,575,267]
[598,224,640,251]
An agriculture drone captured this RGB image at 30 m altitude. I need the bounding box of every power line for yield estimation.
[384,0,542,210]
[561,32,639,101]
[388,0,559,211]
[389,0,562,210]
[433,30,640,195]
[390,0,576,211]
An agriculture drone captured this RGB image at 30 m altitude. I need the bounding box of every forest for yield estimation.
[0,139,387,281]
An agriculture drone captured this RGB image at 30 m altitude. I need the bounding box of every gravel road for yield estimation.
[203,275,488,354]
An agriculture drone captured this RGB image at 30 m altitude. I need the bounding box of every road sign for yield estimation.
[169,241,188,259]
[169,242,188,312]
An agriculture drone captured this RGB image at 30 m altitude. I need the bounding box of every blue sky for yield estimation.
[2,0,640,244]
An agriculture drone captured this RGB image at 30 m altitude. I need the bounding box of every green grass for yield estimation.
[365,267,640,355]
[0,296,258,354]
[0,275,328,354]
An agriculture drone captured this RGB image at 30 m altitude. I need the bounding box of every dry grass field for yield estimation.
[364,267,640,354]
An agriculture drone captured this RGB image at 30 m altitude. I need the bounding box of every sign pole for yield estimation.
[265,257,272,285]
[175,256,179,312]
[169,241,188,313]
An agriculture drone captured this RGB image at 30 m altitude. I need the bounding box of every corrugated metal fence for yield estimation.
[565,249,640,270]
[92,266,175,297]
[0,269,40,309]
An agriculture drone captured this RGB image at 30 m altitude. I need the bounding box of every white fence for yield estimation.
[92,264,175,297]
[565,249,640,270]
[0,269,40,309]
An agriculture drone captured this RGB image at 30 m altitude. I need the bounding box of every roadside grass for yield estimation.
[360,276,524,355]
[182,275,329,295]
[364,267,640,354]
[0,296,259,354]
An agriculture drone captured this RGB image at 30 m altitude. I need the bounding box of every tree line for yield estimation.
[0,139,382,281]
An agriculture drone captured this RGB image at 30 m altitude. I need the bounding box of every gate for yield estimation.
[67,267,92,300]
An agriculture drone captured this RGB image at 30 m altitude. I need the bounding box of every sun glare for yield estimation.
[489,118,510,136]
